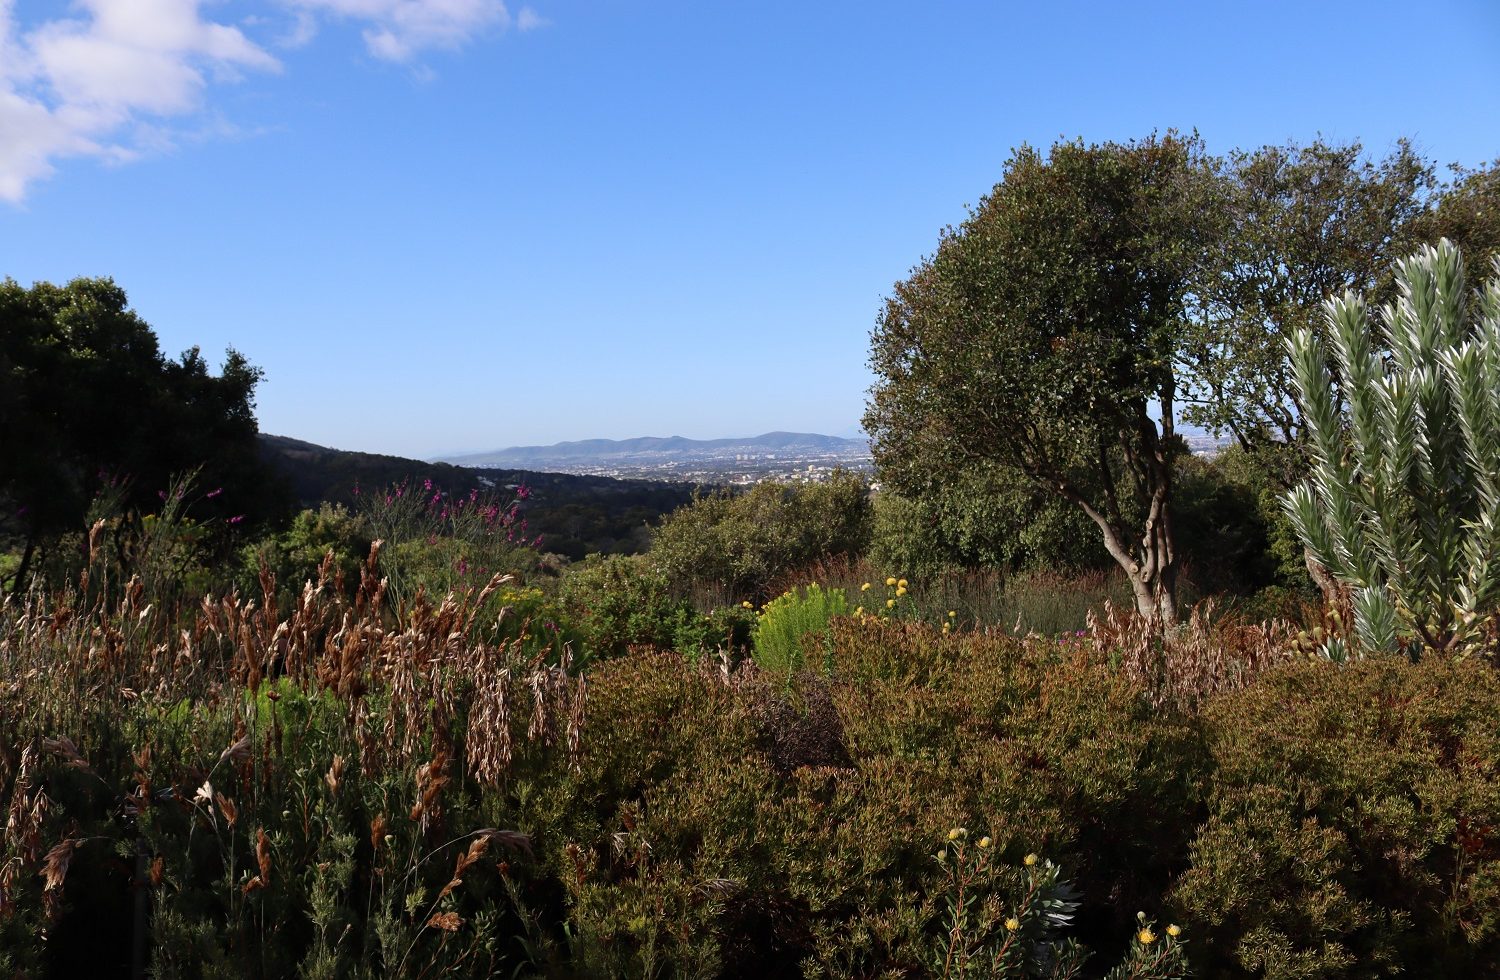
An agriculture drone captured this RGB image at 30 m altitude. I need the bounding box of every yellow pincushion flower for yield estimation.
[1166,924,1181,938]
[895,586,907,596]
[741,601,752,609]
[886,599,896,608]
[1004,917,1019,931]
[977,836,991,849]
[1137,928,1156,945]
[1023,853,1038,867]
[948,610,956,618]
[885,576,897,587]
[897,578,908,588]
[946,827,965,841]
[861,582,871,591]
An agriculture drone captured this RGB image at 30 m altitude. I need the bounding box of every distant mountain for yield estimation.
[438,431,869,468]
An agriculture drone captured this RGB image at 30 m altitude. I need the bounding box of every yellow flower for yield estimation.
[886,599,896,608]
[947,827,965,840]
[1138,928,1156,945]
[977,836,991,849]
[885,577,897,587]
[1023,853,1038,867]
[895,586,907,596]
[897,578,908,588]
[855,606,864,616]
[1166,924,1181,938]
[942,622,951,633]
[741,601,752,609]
[861,582,871,591]
[948,610,956,618]
[935,849,947,862]
[1004,917,1019,932]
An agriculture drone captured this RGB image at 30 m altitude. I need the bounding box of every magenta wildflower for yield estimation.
[206,487,223,499]
[516,485,531,500]
[228,515,245,525]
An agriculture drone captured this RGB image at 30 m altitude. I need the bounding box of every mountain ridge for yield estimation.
[437,431,869,467]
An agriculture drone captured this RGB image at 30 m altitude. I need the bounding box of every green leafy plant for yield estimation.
[1283,240,1500,658]
[751,583,849,682]
[926,828,1190,979]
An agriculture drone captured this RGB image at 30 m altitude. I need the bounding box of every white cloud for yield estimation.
[0,0,279,202]
[0,0,544,202]
[288,0,510,62]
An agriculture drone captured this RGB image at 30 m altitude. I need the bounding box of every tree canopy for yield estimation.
[0,277,284,592]
[865,134,1217,622]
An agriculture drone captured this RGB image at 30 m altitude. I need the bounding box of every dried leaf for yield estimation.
[427,911,462,932]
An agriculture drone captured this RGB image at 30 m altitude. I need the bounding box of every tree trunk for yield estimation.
[1072,493,1179,626]
[8,532,36,598]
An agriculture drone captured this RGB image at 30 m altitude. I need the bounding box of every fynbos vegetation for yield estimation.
[4,135,1500,977]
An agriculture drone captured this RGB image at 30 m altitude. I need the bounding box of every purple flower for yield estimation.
[206,487,223,499]
[423,478,433,492]
[516,484,531,501]
[158,490,168,501]
[228,515,245,525]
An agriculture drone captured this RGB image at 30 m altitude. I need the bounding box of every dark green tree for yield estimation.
[1182,139,1433,449]
[0,277,282,593]
[1179,139,1434,593]
[1400,158,1500,271]
[866,135,1216,623]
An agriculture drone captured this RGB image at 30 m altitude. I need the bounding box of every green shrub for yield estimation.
[558,553,697,662]
[752,584,850,682]
[1173,656,1500,977]
[868,462,1107,580]
[240,502,371,607]
[649,471,871,604]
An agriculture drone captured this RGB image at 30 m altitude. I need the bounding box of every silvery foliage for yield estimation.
[1284,240,1500,659]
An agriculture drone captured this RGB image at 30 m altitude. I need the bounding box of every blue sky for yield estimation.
[2,0,1497,458]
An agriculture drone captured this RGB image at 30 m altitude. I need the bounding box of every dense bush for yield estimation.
[648,471,872,604]
[868,463,1107,580]
[1175,656,1500,977]
[7,523,1500,977]
[240,502,372,608]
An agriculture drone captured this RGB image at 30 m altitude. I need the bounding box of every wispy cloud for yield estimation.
[0,0,279,202]
[0,0,546,203]
[286,0,512,62]
[516,6,547,32]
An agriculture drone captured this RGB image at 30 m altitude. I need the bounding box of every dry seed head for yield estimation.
[41,736,91,773]
[42,839,76,892]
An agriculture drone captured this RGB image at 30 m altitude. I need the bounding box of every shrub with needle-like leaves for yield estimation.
[1283,239,1500,658]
